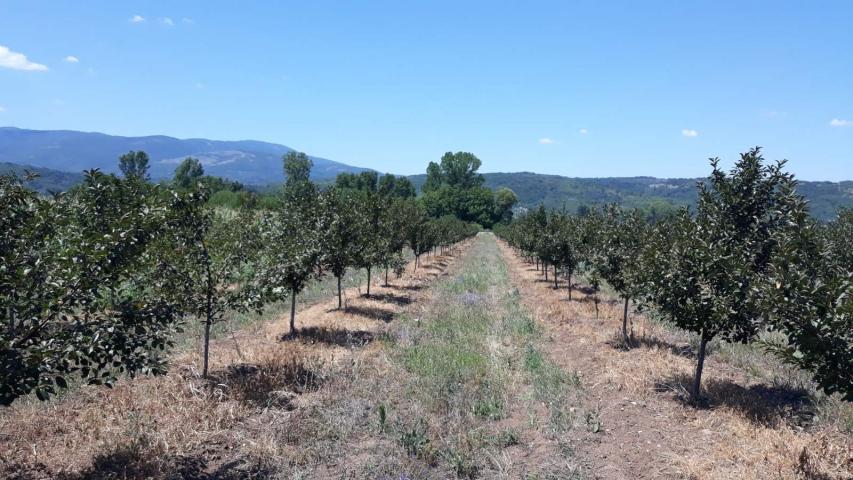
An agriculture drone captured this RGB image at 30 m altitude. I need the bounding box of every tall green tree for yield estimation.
[118,150,150,180]
[174,157,204,189]
[439,151,484,189]
[422,162,443,193]
[494,187,519,223]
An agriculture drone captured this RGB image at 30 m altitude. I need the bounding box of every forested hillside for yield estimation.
[0,162,83,193]
[412,172,853,221]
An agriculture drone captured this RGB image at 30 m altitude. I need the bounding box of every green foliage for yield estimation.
[154,189,261,377]
[419,152,518,228]
[378,173,416,198]
[118,151,150,180]
[0,170,181,404]
[762,196,853,400]
[643,149,804,398]
[439,151,484,189]
[318,188,369,307]
[174,157,205,189]
[336,171,416,199]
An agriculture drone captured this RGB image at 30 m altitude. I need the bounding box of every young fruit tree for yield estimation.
[0,170,181,404]
[155,188,261,378]
[253,151,323,336]
[591,205,648,344]
[402,200,435,272]
[762,191,852,400]
[645,148,801,401]
[319,188,368,308]
[256,205,323,337]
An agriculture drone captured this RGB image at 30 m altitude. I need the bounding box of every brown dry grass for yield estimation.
[496,240,852,480]
[0,242,472,479]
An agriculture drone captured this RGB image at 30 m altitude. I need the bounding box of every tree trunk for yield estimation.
[385,266,389,286]
[544,263,549,281]
[414,254,419,272]
[202,314,211,378]
[621,296,630,344]
[568,273,572,300]
[367,266,372,297]
[290,288,297,336]
[337,275,342,309]
[554,265,558,289]
[692,333,709,401]
[203,270,213,378]
[594,298,599,318]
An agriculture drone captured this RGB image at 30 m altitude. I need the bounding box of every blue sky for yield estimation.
[1,1,851,180]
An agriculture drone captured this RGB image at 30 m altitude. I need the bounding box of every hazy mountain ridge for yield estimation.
[0,127,370,184]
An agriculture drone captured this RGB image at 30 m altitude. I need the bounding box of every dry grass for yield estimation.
[497,240,852,480]
[0,242,471,479]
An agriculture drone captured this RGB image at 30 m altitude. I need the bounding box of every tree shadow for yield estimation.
[42,443,277,480]
[389,284,424,292]
[367,292,412,306]
[630,335,695,358]
[654,372,815,428]
[574,285,597,295]
[344,305,395,323]
[208,356,322,409]
[284,325,374,348]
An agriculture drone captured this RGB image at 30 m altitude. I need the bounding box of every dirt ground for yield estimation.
[496,239,852,480]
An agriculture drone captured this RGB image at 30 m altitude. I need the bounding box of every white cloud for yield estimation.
[0,106,6,112]
[130,15,145,23]
[538,137,556,145]
[829,118,852,127]
[64,55,79,64]
[0,45,48,71]
[578,128,588,135]
[161,17,175,26]
[195,82,206,89]
[681,128,699,137]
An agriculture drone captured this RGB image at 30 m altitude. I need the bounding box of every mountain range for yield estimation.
[2,127,851,221]
[0,127,368,184]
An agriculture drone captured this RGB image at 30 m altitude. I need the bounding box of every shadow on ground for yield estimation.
[654,372,815,428]
[365,292,412,306]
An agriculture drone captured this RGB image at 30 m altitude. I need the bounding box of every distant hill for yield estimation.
[0,161,84,194]
[410,172,853,222]
[0,127,370,184]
